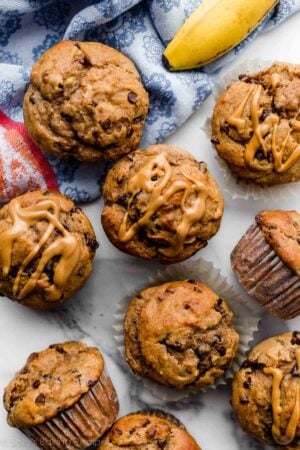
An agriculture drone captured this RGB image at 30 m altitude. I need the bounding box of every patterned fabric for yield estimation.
[0,0,299,203]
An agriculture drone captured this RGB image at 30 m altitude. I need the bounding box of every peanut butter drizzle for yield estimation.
[118,153,221,257]
[228,75,300,173]
[263,348,300,445]
[0,195,81,302]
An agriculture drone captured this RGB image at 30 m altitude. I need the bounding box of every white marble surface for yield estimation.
[1,13,300,450]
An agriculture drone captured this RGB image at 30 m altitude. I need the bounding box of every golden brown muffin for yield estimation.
[23,40,149,162]
[101,144,224,264]
[97,410,202,449]
[232,332,300,449]
[231,210,300,320]
[212,63,300,185]
[124,280,239,389]
[0,190,98,309]
[4,341,119,450]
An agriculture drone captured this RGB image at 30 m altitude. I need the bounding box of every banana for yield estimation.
[163,0,278,71]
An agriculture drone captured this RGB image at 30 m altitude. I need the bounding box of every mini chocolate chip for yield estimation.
[246,78,259,84]
[220,122,229,133]
[214,298,223,313]
[128,92,138,104]
[32,380,40,389]
[273,106,283,115]
[184,303,190,310]
[193,287,202,293]
[211,137,220,145]
[239,74,247,80]
[133,115,144,123]
[35,393,45,405]
[187,279,196,284]
[118,193,129,207]
[142,419,150,427]
[291,331,300,345]
[129,427,136,435]
[216,346,226,356]
[55,346,66,354]
[29,94,36,105]
[242,359,266,371]
[165,288,175,294]
[85,236,99,252]
[147,427,157,438]
[74,42,81,49]
[28,352,38,362]
[260,111,270,122]
[20,367,29,375]
[102,119,111,130]
[58,83,64,90]
[255,149,266,161]
[158,440,167,449]
[243,380,252,389]
[61,112,72,122]
[291,364,299,377]
[240,396,249,404]
[127,127,134,138]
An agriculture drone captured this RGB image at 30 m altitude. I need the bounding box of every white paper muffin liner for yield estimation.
[201,59,300,201]
[113,258,261,403]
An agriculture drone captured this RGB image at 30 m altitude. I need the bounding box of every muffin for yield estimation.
[101,144,224,264]
[23,40,149,162]
[231,210,300,320]
[232,332,300,448]
[124,280,239,389]
[4,341,119,450]
[211,63,300,185]
[97,410,202,449]
[0,189,98,309]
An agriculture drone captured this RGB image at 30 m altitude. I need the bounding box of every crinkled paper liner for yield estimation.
[22,366,119,450]
[202,58,300,201]
[113,258,261,403]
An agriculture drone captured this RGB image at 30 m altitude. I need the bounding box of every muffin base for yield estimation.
[231,223,300,320]
[22,369,119,450]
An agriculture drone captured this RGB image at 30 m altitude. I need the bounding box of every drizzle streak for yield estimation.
[0,194,81,302]
[227,74,300,173]
[263,348,300,445]
[118,152,221,257]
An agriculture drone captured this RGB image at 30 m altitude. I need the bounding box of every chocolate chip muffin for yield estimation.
[97,410,202,449]
[232,332,300,448]
[212,63,300,185]
[231,210,300,320]
[4,341,119,450]
[0,190,98,309]
[101,144,224,264]
[23,40,149,162]
[124,280,239,390]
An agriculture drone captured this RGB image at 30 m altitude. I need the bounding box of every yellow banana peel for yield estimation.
[163,0,278,71]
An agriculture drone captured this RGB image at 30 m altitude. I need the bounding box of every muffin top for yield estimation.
[256,210,300,277]
[124,280,239,389]
[97,411,201,449]
[212,63,300,185]
[232,332,300,448]
[23,40,149,162]
[0,190,98,309]
[4,341,104,428]
[102,144,224,264]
